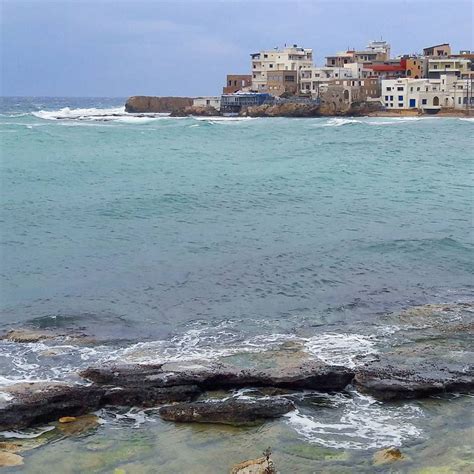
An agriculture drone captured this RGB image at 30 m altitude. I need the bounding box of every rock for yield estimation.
[354,359,474,400]
[373,447,406,465]
[101,384,201,407]
[81,360,354,392]
[170,105,219,117]
[125,96,193,113]
[1,328,94,344]
[59,416,77,423]
[57,414,100,436]
[242,102,320,118]
[230,456,269,474]
[158,398,294,425]
[0,442,22,453]
[80,364,164,386]
[0,451,24,467]
[0,382,105,431]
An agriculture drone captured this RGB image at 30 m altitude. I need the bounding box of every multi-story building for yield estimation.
[251,45,313,92]
[325,40,390,67]
[223,75,252,94]
[266,70,298,96]
[427,58,472,78]
[423,43,451,57]
[300,67,353,95]
[381,75,473,111]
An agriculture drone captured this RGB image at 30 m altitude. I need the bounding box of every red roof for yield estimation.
[368,64,405,72]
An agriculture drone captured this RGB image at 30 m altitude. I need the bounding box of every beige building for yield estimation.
[423,43,451,57]
[251,45,313,92]
[300,67,353,96]
[427,58,472,79]
[193,97,221,110]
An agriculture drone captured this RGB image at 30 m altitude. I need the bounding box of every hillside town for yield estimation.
[190,40,474,116]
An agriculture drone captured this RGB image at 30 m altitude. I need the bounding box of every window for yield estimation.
[264,54,268,58]
[397,86,403,91]
[422,99,427,105]
[433,96,440,106]
[398,103,403,107]
[410,87,413,92]
[409,99,416,107]
[398,95,403,101]
[458,97,462,104]
[417,87,420,91]
[390,95,393,100]
[385,96,389,101]
[387,87,392,91]
[269,64,273,68]
[433,65,438,69]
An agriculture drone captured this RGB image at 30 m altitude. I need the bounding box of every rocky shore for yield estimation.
[1,303,473,435]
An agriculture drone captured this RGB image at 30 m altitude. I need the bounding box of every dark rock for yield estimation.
[158,398,294,424]
[125,96,193,113]
[170,105,220,117]
[0,383,105,431]
[80,364,164,386]
[354,359,474,400]
[101,384,201,407]
[242,102,320,118]
[81,360,354,392]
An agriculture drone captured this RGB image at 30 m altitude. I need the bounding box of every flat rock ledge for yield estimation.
[158,398,294,425]
[354,362,474,400]
[0,382,200,431]
[80,360,355,392]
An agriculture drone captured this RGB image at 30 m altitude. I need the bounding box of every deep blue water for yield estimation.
[0,97,472,342]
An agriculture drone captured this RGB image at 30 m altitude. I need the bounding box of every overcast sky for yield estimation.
[1,0,473,97]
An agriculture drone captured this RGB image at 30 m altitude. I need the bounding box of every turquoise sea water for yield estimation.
[0,98,473,471]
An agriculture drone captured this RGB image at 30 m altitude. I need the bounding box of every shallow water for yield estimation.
[0,97,473,472]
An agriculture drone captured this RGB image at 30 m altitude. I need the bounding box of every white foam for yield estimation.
[304,333,378,368]
[286,391,423,449]
[0,426,56,439]
[317,118,361,127]
[459,117,474,122]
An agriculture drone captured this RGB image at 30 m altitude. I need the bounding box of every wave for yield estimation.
[30,106,176,123]
[285,390,423,449]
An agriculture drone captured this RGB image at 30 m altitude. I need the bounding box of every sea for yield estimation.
[0,97,473,472]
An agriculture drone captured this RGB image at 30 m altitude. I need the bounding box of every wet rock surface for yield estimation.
[0,383,105,431]
[81,360,354,392]
[158,398,294,424]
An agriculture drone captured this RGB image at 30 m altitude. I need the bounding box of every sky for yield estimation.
[1,0,473,97]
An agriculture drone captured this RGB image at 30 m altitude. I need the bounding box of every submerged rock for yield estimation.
[57,414,100,436]
[0,451,24,467]
[373,447,406,465]
[158,398,294,425]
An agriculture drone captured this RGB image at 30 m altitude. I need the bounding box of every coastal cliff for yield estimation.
[125,96,193,113]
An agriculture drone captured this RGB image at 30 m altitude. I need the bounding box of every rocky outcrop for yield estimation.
[81,360,354,392]
[0,381,201,431]
[0,383,105,431]
[170,106,219,117]
[158,398,294,424]
[125,96,193,113]
[354,358,474,400]
[242,102,321,118]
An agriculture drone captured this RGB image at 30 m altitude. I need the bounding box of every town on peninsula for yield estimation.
[125,40,474,117]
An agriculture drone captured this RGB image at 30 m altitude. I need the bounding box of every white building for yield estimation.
[381,75,473,110]
[251,45,313,91]
[300,67,353,95]
[193,96,221,110]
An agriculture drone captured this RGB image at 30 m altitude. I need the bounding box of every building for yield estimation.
[251,45,313,92]
[404,57,423,78]
[381,75,473,111]
[423,43,451,57]
[300,67,354,96]
[193,96,221,110]
[332,78,381,100]
[223,75,252,94]
[325,40,390,67]
[427,58,472,78]
[266,70,298,96]
[220,92,272,113]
